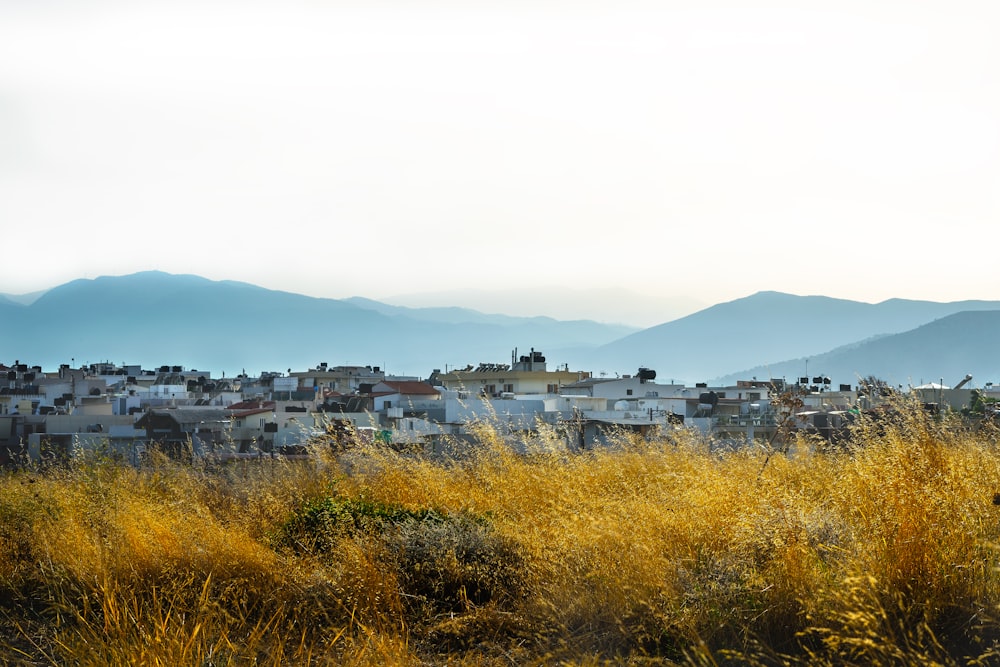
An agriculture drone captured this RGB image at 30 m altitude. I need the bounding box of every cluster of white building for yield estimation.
[0,350,991,465]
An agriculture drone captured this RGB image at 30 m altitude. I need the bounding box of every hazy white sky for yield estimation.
[2,1,998,324]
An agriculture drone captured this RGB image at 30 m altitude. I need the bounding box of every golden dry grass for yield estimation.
[1,400,1000,665]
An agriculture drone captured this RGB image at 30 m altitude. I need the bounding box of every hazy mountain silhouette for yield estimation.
[377,286,706,328]
[0,299,24,330]
[0,290,46,306]
[572,291,1000,384]
[344,296,636,336]
[716,310,1000,388]
[0,272,636,374]
[4,275,999,384]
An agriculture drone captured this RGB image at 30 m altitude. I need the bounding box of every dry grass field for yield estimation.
[2,398,1000,665]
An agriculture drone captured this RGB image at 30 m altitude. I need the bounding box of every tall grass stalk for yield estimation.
[0,401,999,664]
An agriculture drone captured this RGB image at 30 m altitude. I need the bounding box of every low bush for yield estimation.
[277,494,524,619]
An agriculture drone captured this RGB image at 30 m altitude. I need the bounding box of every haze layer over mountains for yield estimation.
[2,272,997,388]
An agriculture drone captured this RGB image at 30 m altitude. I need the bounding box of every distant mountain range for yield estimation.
[2,272,998,387]
[375,287,707,329]
[715,310,1000,389]
[0,272,636,376]
[582,291,1000,386]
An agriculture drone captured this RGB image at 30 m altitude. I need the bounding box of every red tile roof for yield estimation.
[378,381,440,396]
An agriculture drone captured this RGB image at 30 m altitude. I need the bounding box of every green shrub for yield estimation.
[389,511,523,614]
[277,495,523,616]
[276,495,443,554]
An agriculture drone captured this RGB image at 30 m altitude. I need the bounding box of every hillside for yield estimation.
[4,274,1000,384]
[716,310,1000,388]
[575,291,1000,384]
[344,296,635,338]
[0,272,636,374]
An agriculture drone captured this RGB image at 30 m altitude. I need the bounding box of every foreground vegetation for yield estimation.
[3,400,1000,665]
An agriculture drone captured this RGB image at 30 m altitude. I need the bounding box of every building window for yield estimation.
[626,389,633,396]
[503,384,514,393]
[547,384,558,394]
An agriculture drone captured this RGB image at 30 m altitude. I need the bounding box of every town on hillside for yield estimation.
[0,349,995,466]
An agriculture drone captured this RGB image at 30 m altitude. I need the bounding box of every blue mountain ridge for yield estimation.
[2,272,998,385]
[1,272,636,375]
